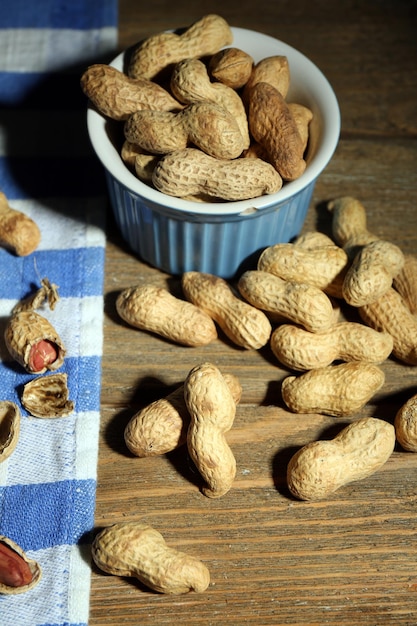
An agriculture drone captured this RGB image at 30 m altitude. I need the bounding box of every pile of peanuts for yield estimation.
[82,15,417,597]
[81,14,313,202]
[96,194,417,594]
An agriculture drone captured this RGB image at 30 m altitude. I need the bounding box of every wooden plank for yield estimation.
[90,2,417,624]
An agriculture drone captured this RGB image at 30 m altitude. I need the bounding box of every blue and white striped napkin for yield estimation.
[0,1,117,624]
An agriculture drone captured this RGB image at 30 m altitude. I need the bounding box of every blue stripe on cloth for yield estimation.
[0,156,107,199]
[0,479,96,550]
[0,247,106,299]
[0,0,117,29]
[0,357,102,413]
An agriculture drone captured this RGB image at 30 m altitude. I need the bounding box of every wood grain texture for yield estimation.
[90,1,417,623]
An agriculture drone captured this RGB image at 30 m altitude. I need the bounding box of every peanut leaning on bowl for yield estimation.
[257,240,349,299]
[237,270,336,333]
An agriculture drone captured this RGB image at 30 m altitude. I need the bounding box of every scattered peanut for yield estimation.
[124,101,245,160]
[22,373,74,418]
[185,362,237,498]
[270,321,393,371]
[92,521,210,594]
[182,271,272,349]
[0,536,42,594]
[124,372,241,457]
[80,64,183,121]
[116,283,217,347]
[257,240,349,298]
[237,270,336,333]
[281,361,385,416]
[0,191,40,256]
[393,253,417,315]
[342,239,404,307]
[152,148,282,201]
[359,287,417,365]
[0,401,20,463]
[287,417,395,500]
[208,47,254,88]
[248,81,306,181]
[128,14,233,80]
[394,393,417,452]
[327,196,378,256]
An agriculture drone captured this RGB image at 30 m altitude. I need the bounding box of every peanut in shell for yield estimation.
[4,310,65,374]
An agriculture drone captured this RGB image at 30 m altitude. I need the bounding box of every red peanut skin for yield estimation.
[0,543,33,588]
[28,339,58,372]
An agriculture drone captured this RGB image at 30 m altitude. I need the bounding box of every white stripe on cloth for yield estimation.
[0,27,117,72]
[0,410,100,486]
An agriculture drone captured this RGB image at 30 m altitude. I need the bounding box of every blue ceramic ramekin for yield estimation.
[87,27,340,278]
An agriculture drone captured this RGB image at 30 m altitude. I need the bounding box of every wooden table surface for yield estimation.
[90,1,417,624]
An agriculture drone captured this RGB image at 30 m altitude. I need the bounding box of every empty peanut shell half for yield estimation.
[0,535,42,594]
[22,373,74,418]
[4,310,65,374]
[0,401,20,463]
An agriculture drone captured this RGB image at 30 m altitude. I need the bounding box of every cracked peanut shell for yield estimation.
[22,373,74,418]
[0,401,20,463]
